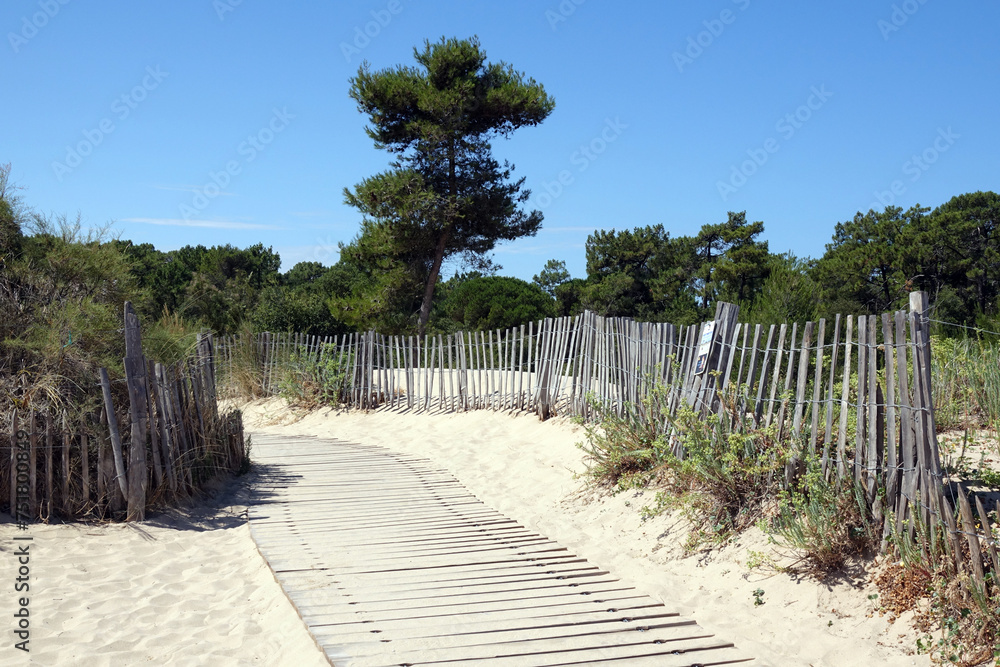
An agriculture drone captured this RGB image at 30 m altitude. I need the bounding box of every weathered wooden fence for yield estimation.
[215,291,998,594]
[1,302,246,522]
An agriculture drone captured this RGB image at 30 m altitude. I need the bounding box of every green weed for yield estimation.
[768,457,876,571]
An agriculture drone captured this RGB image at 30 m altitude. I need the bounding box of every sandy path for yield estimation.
[242,399,930,667]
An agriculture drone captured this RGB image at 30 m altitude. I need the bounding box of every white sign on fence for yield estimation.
[694,320,716,375]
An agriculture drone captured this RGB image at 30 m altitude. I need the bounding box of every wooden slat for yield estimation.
[975,496,1000,580]
[792,321,813,439]
[61,412,71,515]
[764,324,787,429]
[855,316,868,483]
[248,434,751,666]
[146,359,163,491]
[27,410,36,519]
[518,323,528,412]
[44,412,54,518]
[881,313,899,548]
[80,433,89,508]
[775,323,798,441]
[822,315,841,476]
[956,489,986,588]
[733,323,753,420]
[154,362,178,495]
[752,324,775,426]
[8,409,19,521]
[97,369,128,508]
[836,316,854,480]
[866,315,879,504]
[893,311,915,538]
[907,312,930,528]
[97,409,108,510]
[808,319,825,454]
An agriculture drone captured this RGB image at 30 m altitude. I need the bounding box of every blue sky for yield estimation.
[2,1,997,282]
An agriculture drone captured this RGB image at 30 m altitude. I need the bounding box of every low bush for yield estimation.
[579,379,792,546]
[276,344,354,409]
[769,459,877,571]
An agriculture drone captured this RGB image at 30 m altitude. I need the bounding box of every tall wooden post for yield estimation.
[908,291,942,482]
[123,301,148,521]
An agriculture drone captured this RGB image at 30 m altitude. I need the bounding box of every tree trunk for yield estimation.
[417,230,450,337]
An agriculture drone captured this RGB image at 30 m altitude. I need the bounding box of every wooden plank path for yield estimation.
[247,433,753,667]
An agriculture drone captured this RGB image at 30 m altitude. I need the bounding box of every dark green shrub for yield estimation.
[445,276,556,331]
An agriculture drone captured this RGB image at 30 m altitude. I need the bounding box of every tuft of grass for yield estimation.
[579,380,792,547]
[932,335,1000,434]
[767,457,877,571]
[912,572,1000,666]
[277,344,354,409]
[661,401,790,545]
[220,326,268,399]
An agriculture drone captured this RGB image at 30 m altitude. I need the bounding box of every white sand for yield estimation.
[0,399,933,666]
[0,475,329,666]
[241,398,931,667]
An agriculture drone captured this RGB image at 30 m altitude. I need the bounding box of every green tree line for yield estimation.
[3,159,998,343]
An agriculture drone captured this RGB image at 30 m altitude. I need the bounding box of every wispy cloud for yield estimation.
[152,184,235,196]
[123,217,282,230]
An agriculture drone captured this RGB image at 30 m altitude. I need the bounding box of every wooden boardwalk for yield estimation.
[248,433,753,667]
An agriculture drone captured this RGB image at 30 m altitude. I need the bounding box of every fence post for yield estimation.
[908,291,942,481]
[123,302,149,521]
[536,319,553,420]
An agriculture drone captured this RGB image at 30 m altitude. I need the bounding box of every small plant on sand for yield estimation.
[914,570,1000,665]
[576,381,673,492]
[639,491,671,521]
[767,457,877,572]
[877,495,1000,665]
[580,378,791,547]
[745,550,781,571]
[660,401,790,545]
[277,345,354,408]
[221,325,268,399]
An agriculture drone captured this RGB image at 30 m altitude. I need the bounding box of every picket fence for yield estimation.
[215,291,998,592]
[1,302,247,522]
